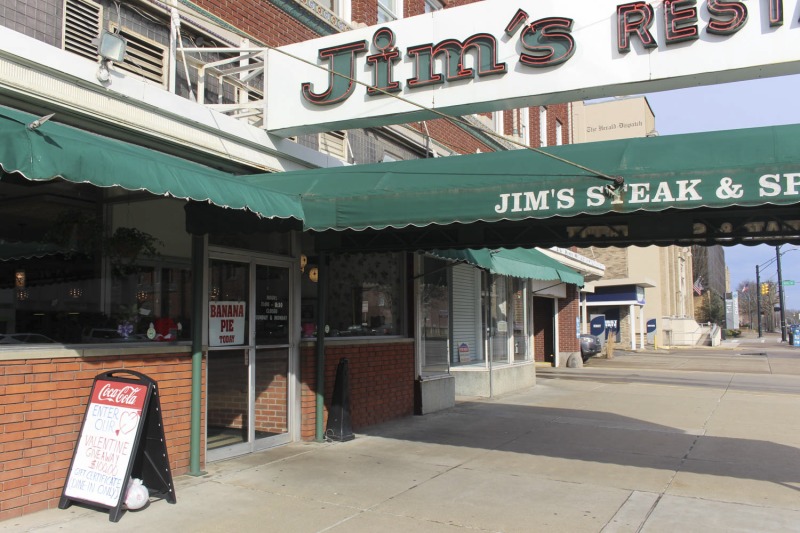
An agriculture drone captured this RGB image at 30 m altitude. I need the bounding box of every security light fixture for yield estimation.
[96,30,127,83]
[98,30,127,63]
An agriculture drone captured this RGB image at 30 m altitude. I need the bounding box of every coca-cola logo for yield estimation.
[97,383,142,406]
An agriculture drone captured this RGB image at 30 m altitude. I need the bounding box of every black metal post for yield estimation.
[756,265,762,338]
[315,250,328,442]
[776,246,787,343]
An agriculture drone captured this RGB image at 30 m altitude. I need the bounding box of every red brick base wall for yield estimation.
[299,341,415,440]
[0,352,200,521]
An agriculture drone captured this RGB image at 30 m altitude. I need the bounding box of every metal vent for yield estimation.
[63,0,102,60]
[111,25,167,87]
[319,131,347,160]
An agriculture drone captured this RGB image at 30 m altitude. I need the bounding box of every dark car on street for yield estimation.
[580,334,602,362]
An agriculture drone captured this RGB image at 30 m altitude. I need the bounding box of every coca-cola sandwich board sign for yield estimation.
[59,370,176,522]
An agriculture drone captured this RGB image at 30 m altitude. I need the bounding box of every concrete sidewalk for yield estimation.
[4,347,800,532]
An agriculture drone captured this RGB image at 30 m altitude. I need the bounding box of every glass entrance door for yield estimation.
[252,264,291,449]
[207,258,293,461]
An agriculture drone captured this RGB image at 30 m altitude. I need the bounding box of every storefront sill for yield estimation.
[0,342,193,361]
[418,372,451,381]
[451,360,535,372]
[299,336,413,346]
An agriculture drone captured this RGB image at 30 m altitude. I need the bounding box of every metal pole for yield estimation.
[315,250,328,442]
[189,234,205,476]
[756,265,762,338]
[776,246,787,343]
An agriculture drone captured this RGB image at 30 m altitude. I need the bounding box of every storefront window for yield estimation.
[0,177,192,345]
[489,274,510,364]
[324,252,404,337]
[512,277,529,362]
[420,257,449,374]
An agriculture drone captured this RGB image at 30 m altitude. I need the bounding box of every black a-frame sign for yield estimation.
[59,370,177,522]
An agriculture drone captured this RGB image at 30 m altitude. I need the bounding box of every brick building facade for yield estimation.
[0,0,588,520]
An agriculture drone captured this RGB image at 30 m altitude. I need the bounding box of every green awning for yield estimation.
[431,248,584,287]
[241,124,800,232]
[0,105,303,221]
[0,241,66,261]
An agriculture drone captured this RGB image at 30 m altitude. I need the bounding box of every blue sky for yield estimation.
[642,74,800,314]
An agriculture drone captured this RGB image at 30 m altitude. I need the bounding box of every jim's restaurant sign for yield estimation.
[266,0,799,136]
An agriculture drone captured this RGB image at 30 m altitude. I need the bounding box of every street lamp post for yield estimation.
[756,265,762,338]
[776,246,787,343]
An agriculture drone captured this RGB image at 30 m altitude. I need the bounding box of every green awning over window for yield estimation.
[0,105,304,221]
[242,123,800,232]
[431,248,584,287]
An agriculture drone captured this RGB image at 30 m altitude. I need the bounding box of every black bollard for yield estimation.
[325,358,354,441]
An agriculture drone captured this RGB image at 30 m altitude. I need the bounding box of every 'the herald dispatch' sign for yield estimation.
[63,380,147,507]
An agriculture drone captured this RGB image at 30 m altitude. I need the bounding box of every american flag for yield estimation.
[693,278,704,296]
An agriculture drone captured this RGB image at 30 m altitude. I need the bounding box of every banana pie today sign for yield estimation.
[266,0,799,136]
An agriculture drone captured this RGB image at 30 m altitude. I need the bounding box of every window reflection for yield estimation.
[0,177,192,345]
[324,252,404,337]
[420,257,449,374]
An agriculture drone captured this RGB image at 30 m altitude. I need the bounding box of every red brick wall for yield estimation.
[534,104,571,147]
[299,341,415,440]
[558,284,580,353]
[0,353,200,521]
[191,1,321,46]
[207,350,288,434]
[352,0,378,24]
[413,118,495,154]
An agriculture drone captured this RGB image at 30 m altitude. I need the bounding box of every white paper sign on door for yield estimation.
[209,301,246,346]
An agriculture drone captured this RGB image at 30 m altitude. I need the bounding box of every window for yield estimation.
[378,0,402,22]
[420,257,449,374]
[424,0,443,12]
[555,119,563,146]
[512,277,529,362]
[451,264,481,366]
[319,0,351,20]
[493,111,505,137]
[488,275,510,364]
[0,177,193,345]
[519,108,530,146]
[323,252,404,337]
[319,131,348,161]
[539,106,548,147]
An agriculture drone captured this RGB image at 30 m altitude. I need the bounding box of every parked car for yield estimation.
[580,334,602,362]
[0,333,57,344]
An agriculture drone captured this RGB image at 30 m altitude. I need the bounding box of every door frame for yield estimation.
[206,246,300,461]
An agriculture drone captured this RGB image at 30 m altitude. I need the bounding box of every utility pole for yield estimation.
[756,265,762,338]
[776,245,787,343]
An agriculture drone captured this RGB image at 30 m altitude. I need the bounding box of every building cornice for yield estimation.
[271,0,353,36]
[0,26,339,173]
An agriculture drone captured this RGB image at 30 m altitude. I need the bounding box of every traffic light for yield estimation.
[760,283,769,295]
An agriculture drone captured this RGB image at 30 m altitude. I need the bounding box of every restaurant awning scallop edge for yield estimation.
[0,105,304,220]
[239,123,800,232]
[431,248,584,287]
